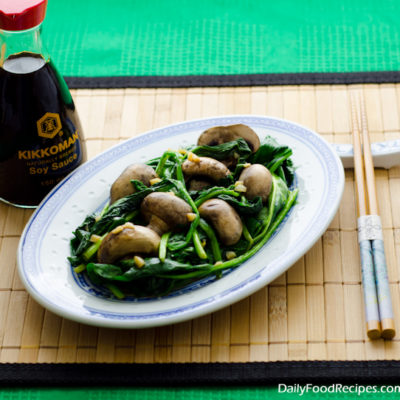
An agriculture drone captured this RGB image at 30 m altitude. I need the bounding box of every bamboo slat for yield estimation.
[1,84,400,363]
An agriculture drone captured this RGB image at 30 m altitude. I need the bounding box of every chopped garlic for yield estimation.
[234,184,247,193]
[226,251,237,260]
[150,177,162,185]
[125,222,135,229]
[178,149,187,155]
[111,225,124,234]
[134,255,145,268]
[214,261,223,266]
[186,212,197,222]
[243,163,251,168]
[188,152,201,163]
[89,234,102,243]
[234,180,244,186]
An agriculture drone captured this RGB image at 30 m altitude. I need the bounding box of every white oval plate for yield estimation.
[18,115,344,328]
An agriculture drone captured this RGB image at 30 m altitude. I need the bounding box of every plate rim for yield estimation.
[17,114,345,328]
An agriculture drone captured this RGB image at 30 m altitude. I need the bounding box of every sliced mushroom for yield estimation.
[239,164,272,203]
[141,192,193,235]
[110,164,158,204]
[198,199,243,246]
[197,124,260,152]
[182,157,230,182]
[97,223,160,264]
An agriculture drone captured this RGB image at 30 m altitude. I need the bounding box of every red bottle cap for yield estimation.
[0,0,47,31]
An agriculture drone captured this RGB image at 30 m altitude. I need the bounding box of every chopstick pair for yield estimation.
[350,91,395,340]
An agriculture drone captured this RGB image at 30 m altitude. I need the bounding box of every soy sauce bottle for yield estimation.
[0,0,86,207]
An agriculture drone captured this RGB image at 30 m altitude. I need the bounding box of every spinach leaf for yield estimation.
[249,136,294,185]
[91,179,175,235]
[71,229,92,256]
[245,207,268,237]
[217,194,263,215]
[87,258,214,284]
[269,174,289,222]
[191,138,252,161]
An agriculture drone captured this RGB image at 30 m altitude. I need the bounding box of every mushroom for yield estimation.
[97,222,160,264]
[141,192,193,235]
[110,164,158,204]
[188,179,212,191]
[182,157,230,182]
[238,164,272,203]
[197,124,260,152]
[198,199,243,246]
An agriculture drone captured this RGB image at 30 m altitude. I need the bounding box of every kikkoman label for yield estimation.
[37,112,63,139]
[18,131,79,160]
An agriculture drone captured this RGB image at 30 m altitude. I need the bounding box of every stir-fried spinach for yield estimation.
[69,136,298,298]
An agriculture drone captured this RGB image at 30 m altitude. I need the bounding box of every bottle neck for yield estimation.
[0,24,49,67]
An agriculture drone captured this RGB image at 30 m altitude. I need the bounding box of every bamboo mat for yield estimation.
[1,84,400,364]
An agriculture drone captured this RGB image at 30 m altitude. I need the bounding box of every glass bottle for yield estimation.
[0,0,86,207]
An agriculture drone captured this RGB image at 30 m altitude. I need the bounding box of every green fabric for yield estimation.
[42,0,400,77]
[1,387,400,399]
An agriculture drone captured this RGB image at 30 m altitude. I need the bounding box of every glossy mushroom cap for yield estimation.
[141,192,193,235]
[239,164,272,203]
[97,223,160,264]
[198,198,243,246]
[197,124,260,152]
[110,164,158,204]
[182,157,230,182]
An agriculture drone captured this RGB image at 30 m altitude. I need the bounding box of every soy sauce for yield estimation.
[0,52,86,206]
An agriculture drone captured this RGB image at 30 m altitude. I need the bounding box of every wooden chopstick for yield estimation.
[357,92,396,340]
[350,92,381,340]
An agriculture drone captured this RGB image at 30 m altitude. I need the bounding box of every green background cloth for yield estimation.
[2,387,400,400]
[42,0,400,77]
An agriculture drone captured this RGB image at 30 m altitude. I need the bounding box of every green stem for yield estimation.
[159,232,171,262]
[195,189,239,207]
[99,203,109,218]
[253,176,280,243]
[267,150,292,173]
[169,179,201,249]
[165,189,298,279]
[175,160,185,184]
[155,152,170,176]
[193,229,208,259]
[105,283,125,299]
[241,219,254,249]
[83,234,107,261]
[73,264,86,273]
[199,218,222,262]
[125,209,139,222]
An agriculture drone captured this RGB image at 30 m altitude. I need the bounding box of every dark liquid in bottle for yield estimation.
[0,52,86,207]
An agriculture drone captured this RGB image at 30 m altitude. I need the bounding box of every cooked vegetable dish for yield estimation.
[68,124,298,299]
